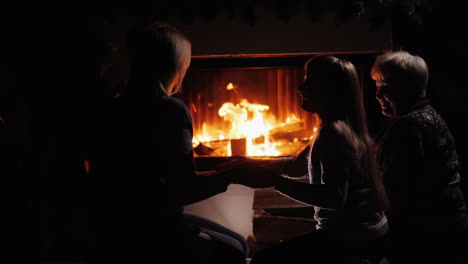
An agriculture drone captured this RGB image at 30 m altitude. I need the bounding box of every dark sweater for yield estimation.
[90,84,229,260]
[377,100,468,233]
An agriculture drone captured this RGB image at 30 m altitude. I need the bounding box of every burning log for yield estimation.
[194,139,230,156]
[268,120,305,136]
[194,142,215,156]
[268,121,315,142]
[269,122,304,139]
[271,128,315,142]
[194,138,247,156]
[251,121,307,145]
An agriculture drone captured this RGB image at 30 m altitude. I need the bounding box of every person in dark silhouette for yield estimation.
[90,21,247,264]
[371,50,468,264]
[218,55,390,264]
[0,10,109,262]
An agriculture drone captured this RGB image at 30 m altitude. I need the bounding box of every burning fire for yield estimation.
[192,86,317,157]
[218,99,280,156]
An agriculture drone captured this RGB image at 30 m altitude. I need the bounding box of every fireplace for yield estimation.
[179,56,319,159]
[178,53,380,160]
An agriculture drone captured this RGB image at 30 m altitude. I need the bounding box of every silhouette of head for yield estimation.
[371,51,428,117]
[298,55,365,132]
[126,22,191,96]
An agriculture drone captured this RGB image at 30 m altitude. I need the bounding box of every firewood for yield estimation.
[268,121,305,137]
[194,142,215,156]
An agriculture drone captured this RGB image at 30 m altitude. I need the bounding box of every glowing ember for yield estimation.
[226,82,235,90]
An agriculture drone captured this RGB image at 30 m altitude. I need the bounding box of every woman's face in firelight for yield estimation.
[375,80,397,118]
[298,68,324,114]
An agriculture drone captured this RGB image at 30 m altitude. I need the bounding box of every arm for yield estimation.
[177,130,230,205]
[214,144,311,188]
[280,144,310,178]
[275,124,352,209]
[162,99,229,206]
[274,163,349,210]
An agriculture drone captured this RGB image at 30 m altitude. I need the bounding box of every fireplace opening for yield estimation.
[179,53,381,159]
[179,56,321,158]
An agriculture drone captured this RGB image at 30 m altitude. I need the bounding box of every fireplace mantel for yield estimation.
[166,5,392,57]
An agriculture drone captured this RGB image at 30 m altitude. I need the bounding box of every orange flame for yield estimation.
[193,84,317,157]
[226,82,235,90]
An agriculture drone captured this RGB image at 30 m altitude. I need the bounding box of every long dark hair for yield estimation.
[306,55,389,211]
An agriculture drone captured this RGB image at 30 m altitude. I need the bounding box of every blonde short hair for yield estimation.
[371,51,428,97]
[127,21,191,95]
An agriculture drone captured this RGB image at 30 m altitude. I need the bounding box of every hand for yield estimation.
[215,156,249,185]
[216,156,281,189]
[215,155,250,174]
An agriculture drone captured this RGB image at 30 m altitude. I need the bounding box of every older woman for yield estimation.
[371,51,468,264]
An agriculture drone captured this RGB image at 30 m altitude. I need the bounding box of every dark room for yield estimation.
[1,1,468,263]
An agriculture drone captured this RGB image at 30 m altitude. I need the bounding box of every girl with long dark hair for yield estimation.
[218,55,389,264]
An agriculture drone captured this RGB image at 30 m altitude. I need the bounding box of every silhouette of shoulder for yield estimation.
[316,121,356,164]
